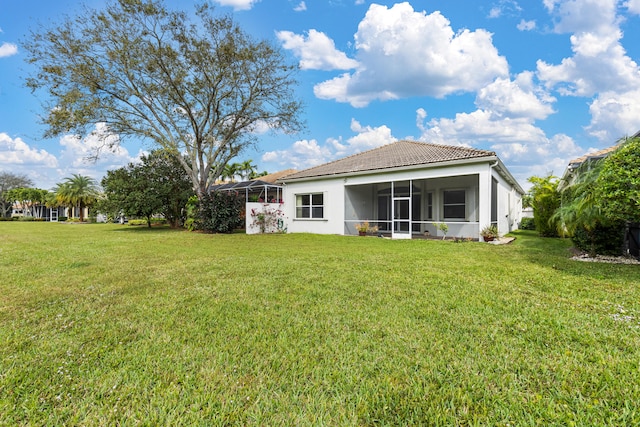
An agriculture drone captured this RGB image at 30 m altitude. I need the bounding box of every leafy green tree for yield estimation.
[24,0,303,205]
[0,172,33,218]
[527,175,560,237]
[596,137,640,224]
[100,150,194,227]
[101,167,161,227]
[54,174,100,222]
[6,188,50,218]
[553,161,623,256]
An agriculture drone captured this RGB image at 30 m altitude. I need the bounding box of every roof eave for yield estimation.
[493,158,526,195]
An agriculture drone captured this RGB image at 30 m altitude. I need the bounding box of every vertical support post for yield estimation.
[478,167,491,240]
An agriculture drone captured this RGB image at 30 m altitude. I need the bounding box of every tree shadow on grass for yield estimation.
[109,224,184,233]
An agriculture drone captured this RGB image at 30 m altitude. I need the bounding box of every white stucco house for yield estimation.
[276,140,525,240]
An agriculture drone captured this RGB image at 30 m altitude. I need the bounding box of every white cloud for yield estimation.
[0,125,139,190]
[347,119,397,152]
[313,2,509,107]
[0,133,58,167]
[537,0,640,141]
[0,133,59,190]
[586,89,640,141]
[488,7,502,18]
[355,0,365,4]
[211,0,259,11]
[0,42,18,58]
[415,76,582,184]
[293,1,306,11]
[544,0,619,34]
[517,19,536,31]
[476,73,555,120]
[262,120,396,169]
[261,139,332,170]
[626,0,640,14]
[419,109,548,148]
[488,1,523,19]
[58,123,135,171]
[277,29,358,71]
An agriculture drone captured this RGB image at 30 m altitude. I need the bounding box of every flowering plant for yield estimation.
[250,204,286,233]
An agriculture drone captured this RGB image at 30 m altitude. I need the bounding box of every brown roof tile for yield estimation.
[253,169,297,183]
[280,140,496,181]
[569,144,621,166]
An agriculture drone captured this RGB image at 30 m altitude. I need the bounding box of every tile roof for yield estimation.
[280,140,496,181]
[253,168,297,183]
[568,131,640,166]
[568,144,621,166]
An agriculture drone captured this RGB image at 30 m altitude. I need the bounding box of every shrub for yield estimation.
[520,217,535,230]
[18,216,35,221]
[128,218,167,226]
[528,175,560,237]
[58,216,68,222]
[197,191,244,233]
[0,217,14,221]
[571,221,625,256]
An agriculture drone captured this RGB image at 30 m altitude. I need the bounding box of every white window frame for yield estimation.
[295,193,324,219]
[442,189,466,221]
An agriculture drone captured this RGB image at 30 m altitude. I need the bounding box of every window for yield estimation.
[425,192,433,220]
[296,193,324,219]
[443,190,466,219]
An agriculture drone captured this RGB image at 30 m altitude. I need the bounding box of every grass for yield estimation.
[1,222,639,425]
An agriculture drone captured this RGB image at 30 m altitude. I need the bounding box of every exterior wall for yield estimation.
[490,168,523,234]
[282,160,522,239]
[245,202,286,234]
[282,179,345,234]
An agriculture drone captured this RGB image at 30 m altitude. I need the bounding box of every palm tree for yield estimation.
[239,160,257,181]
[552,161,605,256]
[221,162,240,183]
[54,174,100,221]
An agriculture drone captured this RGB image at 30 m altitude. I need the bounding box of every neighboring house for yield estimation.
[559,130,640,191]
[11,203,67,221]
[278,140,524,240]
[558,144,622,191]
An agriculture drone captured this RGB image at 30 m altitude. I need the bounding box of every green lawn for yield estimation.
[1,223,639,425]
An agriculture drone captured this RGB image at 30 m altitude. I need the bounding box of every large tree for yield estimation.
[100,150,194,227]
[24,0,303,201]
[0,172,33,218]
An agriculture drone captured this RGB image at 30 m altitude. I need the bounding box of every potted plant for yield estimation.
[355,220,378,236]
[480,224,499,242]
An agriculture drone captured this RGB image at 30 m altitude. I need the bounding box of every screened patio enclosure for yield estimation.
[209,179,283,203]
[344,174,497,239]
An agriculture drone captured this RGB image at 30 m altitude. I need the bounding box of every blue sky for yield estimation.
[1,0,640,190]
